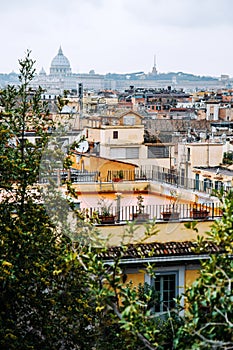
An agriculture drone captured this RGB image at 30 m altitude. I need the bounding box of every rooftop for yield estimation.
[99,241,223,260]
[194,166,233,177]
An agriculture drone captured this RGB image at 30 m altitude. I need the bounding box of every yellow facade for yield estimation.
[124,272,145,286]
[70,153,137,182]
[125,269,200,288]
[99,220,214,246]
[98,220,210,307]
[185,269,200,289]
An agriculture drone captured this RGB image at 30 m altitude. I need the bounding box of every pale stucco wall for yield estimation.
[100,125,144,146]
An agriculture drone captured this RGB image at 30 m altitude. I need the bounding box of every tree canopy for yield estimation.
[0,52,232,350]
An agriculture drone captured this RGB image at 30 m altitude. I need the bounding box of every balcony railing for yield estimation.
[39,166,230,196]
[81,202,222,224]
[107,166,231,194]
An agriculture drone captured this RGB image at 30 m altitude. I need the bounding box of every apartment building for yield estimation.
[84,110,175,168]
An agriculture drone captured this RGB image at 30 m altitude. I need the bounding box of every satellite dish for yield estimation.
[76,140,89,153]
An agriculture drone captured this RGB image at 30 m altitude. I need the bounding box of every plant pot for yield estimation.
[112,178,122,182]
[161,211,180,221]
[133,213,150,222]
[98,215,115,224]
[191,210,209,219]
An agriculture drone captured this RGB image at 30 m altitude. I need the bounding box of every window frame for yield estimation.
[110,147,139,159]
[153,271,178,313]
[145,266,185,315]
[113,130,118,139]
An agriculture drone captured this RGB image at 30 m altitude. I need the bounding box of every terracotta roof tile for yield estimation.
[99,241,222,260]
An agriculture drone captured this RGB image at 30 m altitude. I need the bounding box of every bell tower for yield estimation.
[151,54,158,75]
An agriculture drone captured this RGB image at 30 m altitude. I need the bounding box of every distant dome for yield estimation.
[39,67,46,76]
[50,46,72,77]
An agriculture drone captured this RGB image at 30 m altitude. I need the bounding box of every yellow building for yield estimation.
[70,151,138,182]
[101,220,219,312]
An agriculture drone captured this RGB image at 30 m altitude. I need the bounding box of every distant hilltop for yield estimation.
[0,70,219,81]
[0,69,228,92]
[105,71,217,81]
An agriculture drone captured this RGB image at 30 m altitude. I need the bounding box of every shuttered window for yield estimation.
[126,147,139,159]
[148,146,169,158]
[110,148,126,159]
[110,147,139,159]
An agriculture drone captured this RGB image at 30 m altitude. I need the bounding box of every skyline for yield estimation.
[1,0,233,77]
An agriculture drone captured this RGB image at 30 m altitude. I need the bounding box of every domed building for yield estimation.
[31,46,105,93]
[50,46,72,77]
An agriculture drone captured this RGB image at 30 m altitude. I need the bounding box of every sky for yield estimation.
[1,0,233,77]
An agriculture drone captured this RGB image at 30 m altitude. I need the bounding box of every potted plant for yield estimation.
[161,190,180,221]
[97,197,115,224]
[133,194,150,222]
[112,170,124,182]
[191,204,209,219]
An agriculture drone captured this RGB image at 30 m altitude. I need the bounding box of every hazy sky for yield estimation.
[1,0,233,77]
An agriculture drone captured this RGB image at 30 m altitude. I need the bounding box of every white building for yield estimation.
[84,110,174,169]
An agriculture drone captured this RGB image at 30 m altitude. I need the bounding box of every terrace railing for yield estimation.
[82,202,222,224]
[107,166,231,194]
[39,166,230,196]
[39,170,99,184]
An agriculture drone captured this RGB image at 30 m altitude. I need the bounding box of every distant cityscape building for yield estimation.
[0,47,232,92]
[50,46,72,77]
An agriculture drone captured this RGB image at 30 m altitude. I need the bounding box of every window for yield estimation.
[215,181,223,190]
[204,178,212,191]
[195,173,200,191]
[187,147,190,161]
[126,147,139,159]
[148,146,169,158]
[110,148,125,159]
[110,147,139,159]
[180,169,185,186]
[113,131,118,139]
[154,273,177,312]
[145,267,184,314]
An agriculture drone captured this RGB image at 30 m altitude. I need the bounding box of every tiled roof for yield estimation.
[100,241,222,260]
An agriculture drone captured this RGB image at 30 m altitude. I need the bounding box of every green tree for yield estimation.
[175,190,233,349]
[0,51,183,350]
[0,51,114,350]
